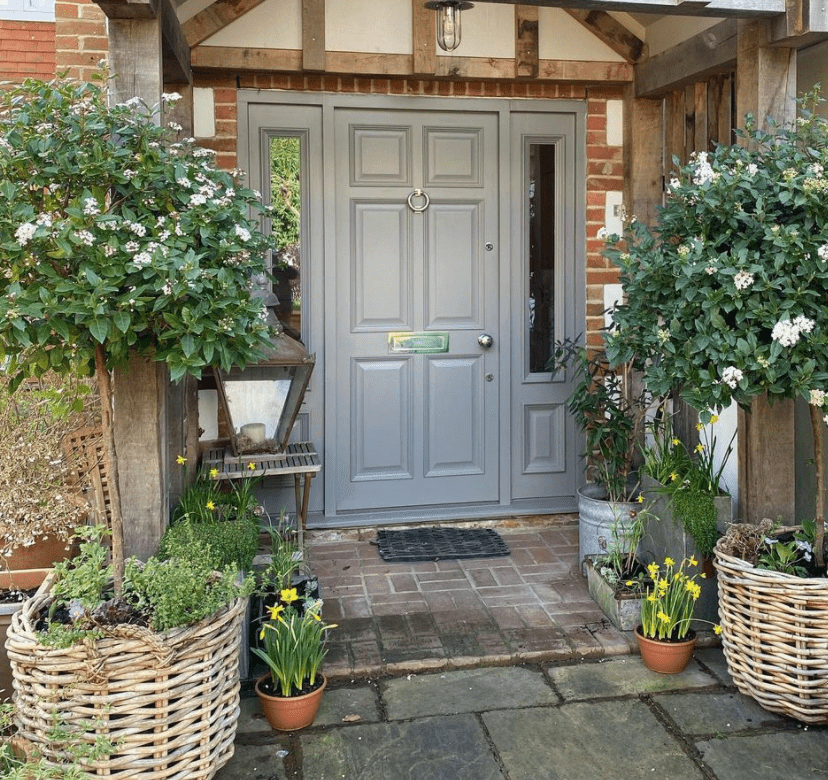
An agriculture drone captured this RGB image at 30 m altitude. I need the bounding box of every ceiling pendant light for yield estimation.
[424,1,474,53]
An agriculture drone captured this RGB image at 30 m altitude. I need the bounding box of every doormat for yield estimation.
[375,527,510,562]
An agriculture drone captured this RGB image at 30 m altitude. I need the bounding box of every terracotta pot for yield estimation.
[1,535,75,571]
[255,673,326,731]
[634,626,696,674]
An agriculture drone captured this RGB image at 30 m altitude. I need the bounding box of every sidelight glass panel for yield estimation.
[528,143,556,374]
[269,136,302,339]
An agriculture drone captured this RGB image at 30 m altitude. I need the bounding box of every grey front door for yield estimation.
[333,108,500,512]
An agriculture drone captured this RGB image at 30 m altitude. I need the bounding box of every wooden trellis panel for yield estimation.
[63,426,111,529]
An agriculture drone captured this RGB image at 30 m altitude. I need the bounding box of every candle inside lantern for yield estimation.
[240,422,266,444]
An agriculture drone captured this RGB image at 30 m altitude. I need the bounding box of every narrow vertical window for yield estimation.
[269,136,302,339]
[528,143,556,374]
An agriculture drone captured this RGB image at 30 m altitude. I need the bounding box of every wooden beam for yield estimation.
[183,0,267,48]
[108,17,163,106]
[473,0,785,17]
[564,9,646,63]
[635,19,737,97]
[515,5,539,78]
[160,0,191,84]
[95,0,156,20]
[412,0,437,75]
[302,0,325,72]
[692,81,709,152]
[191,46,634,83]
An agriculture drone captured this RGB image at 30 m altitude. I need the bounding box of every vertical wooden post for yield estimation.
[302,0,325,73]
[107,18,169,560]
[623,87,662,228]
[736,19,797,523]
[515,5,539,79]
[412,0,436,75]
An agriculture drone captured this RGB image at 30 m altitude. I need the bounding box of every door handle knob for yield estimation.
[478,333,494,349]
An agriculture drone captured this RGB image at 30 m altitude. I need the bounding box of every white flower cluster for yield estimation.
[133,252,152,267]
[810,389,827,407]
[234,225,251,242]
[691,151,717,185]
[74,230,95,246]
[677,245,691,258]
[15,222,36,246]
[818,244,828,262]
[705,266,717,275]
[162,92,182,104]
[657,328,670,343]
[733,271,754,290]
[771,315,815,347]
[83,197,100,216]
[721,366,743,389]
[746,163,758,176]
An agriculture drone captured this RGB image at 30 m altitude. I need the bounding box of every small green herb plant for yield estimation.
[252,588,335,697]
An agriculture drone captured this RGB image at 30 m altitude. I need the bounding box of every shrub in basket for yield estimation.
[602,90,828,721]
[0,69,276,776]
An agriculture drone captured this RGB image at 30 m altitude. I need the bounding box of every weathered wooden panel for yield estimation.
[515,5,539,78]
[412,0,436,75]
[302,0,325,72]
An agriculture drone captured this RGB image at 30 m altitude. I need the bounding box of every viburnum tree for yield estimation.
[0,73,276,593]
[604,91,828,569]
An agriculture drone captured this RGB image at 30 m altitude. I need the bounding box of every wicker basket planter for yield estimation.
[715,539,828,724]
[6,573,249,778]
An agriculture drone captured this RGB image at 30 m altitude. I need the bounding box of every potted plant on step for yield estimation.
[584,505,650,630]
[252,587,336,731]
[549,342,659,573]
[0,69,277,776]
[635,555,718,674]
[603,90,828,722]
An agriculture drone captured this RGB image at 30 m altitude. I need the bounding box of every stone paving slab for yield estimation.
[383,666,559,720]
[300,714,506,780]
[654,690,785,735]
[482,699,705,780]
[697,729,828,780]
[546,656,717,700]
[314,684,383,727]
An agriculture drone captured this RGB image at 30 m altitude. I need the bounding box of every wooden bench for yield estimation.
[203,442,321,547]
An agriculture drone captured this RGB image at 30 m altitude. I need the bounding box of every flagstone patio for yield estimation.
[300,517,640,681]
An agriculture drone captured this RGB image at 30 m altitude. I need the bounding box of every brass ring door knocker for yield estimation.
[407,189,430,213]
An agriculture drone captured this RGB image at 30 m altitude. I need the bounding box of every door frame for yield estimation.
[238,91,586,527]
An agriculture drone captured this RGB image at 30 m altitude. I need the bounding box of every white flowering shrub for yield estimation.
[603,90,828,567]
[0,75,274,386]
[0,73,277,591]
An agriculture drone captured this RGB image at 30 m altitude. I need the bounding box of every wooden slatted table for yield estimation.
[203,442,321,547]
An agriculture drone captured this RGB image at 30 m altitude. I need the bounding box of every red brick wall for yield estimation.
[55,0,106,80]
[194,74,625,345]
[0,20,56,82]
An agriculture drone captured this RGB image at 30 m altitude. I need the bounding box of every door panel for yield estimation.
[335,108,499,512]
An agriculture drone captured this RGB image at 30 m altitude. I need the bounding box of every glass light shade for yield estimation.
[214,332,315,456]
[425,1,473,53]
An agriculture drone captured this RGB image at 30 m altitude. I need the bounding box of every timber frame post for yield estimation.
[735,18,797,523]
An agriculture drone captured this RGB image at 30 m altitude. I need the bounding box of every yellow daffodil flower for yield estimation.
[695,443,704,453]
[688,556,698,567]
[696,422,704,432]
[267,604,284,620]
[710,414,719,424]
[280,588,300,604]
[671,438,680,446]
[657,611,671,624]
[664,557,675,566]
[209,467,219,479]
[646,594,657,602]
[670,472,679,482]
[206,500,216,511]
[647,563,659,578]
[247,462,257,471]
[714,625,722,635]
[176,455,187,465]
[637,495,644,503]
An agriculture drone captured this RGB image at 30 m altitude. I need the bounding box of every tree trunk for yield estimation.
[95,344,125,597]
[809,404,825,569]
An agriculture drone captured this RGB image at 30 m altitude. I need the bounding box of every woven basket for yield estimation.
[715,539,828,724]
[6,573,248,778]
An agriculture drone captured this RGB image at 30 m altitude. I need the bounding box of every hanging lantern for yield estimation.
[425,1,473,52]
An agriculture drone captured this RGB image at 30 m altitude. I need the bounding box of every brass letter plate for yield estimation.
[388,332,449,354]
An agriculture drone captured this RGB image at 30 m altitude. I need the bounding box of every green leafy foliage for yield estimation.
[0,74,276,385]
[159,514,259,573]
[125,550,254,633]
[269,137,300,252]
[603,91,828,419]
